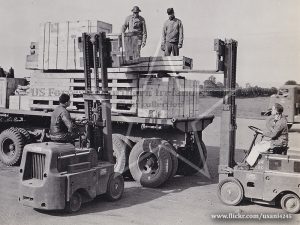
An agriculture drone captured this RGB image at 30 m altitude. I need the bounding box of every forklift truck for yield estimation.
[18,32,124,212]
[217,39,300,214]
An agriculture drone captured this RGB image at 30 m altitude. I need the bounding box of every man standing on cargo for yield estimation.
[122,6,147,52]
[50,93,78,144]
[161,8,184,56]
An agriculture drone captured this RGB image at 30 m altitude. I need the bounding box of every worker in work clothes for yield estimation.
[161,8,184,56]
[242,103,288,168]
[122,6,147,53]
[50,93,78,144]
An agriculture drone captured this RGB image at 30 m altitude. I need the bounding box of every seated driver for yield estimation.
[50,93,78,143]
[244,103,288,167]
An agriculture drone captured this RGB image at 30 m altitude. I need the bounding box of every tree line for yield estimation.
[202,75,278,98]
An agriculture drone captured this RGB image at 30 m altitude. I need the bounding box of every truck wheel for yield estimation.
[218,178,244,206]
[280,193,300,214]
[10,127,31,144]
[129,138,173,188]
[161,140,178,180]
[0,129,25,166]
[65,191,82,213]
[113,134,134,149]
[105,172,124,201]
[112,134,128,174]
[113,134,134,179]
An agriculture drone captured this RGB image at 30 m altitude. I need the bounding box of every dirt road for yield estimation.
[0,118,299,225]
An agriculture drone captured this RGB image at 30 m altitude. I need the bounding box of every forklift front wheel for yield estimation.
[105,172,124,201]
[65,191,82,213]
[218,178,244,206]
[280,193,300,214]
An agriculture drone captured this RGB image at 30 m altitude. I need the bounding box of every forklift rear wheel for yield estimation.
[280,193,300,214]
[65,191,82,213]
[105,172,124,201]
[218,178,244,206]
[0,128,25,166]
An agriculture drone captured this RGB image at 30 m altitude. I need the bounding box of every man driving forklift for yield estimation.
[49,93,79,144]
[239,103,288,169]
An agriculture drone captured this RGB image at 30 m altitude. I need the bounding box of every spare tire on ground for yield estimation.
[0,128,25,166]
[129,138,173,188]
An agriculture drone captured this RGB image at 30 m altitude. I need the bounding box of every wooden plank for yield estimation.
[30,71,138,79]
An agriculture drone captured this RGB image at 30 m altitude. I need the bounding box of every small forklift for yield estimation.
[18,32,124,212]
[216,39,300,214]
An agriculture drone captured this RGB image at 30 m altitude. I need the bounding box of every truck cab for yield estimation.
[263,85,300,128]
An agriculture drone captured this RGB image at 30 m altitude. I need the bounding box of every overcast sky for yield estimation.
[0,0,299,87]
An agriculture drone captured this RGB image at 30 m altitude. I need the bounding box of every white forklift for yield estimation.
[216,39,300,214]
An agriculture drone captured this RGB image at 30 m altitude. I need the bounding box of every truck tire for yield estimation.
[113,134,134,149]
[161,140,178,180]
[112,134,128,174]
[176,140,207,176]
[113,134,134,179]
[10,127,31,144]
[129,138,173,188]
[105,172,124,201]
[0,129,25,166]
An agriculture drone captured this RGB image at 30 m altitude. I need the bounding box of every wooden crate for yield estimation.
[138,77,184,118]
[28,71,138,114]
[0,78,27,108]
[38,20,112,70]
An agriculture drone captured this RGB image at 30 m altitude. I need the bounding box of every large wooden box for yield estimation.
[137,77,202,119]
[28,71,138,115]
[138,77,186,118]
[0,78,27,108]
[37,20,112,70]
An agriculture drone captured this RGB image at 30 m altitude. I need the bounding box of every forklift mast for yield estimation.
[82,32,113,163]
[215,39,238,180]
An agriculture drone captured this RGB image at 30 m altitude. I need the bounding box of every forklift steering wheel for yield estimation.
[248,126,263,135]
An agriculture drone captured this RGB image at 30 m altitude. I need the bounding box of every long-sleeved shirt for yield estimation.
[122,15,147,45]
[263,115,288,147]
[50,105,73,138]
[162,18,184,46]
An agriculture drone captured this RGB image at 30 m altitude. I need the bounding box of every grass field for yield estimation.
[198,96,270,119]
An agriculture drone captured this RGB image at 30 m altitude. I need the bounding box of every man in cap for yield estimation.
[122,6,147,51]
[50,93,78,144]
[161,8,184,56]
